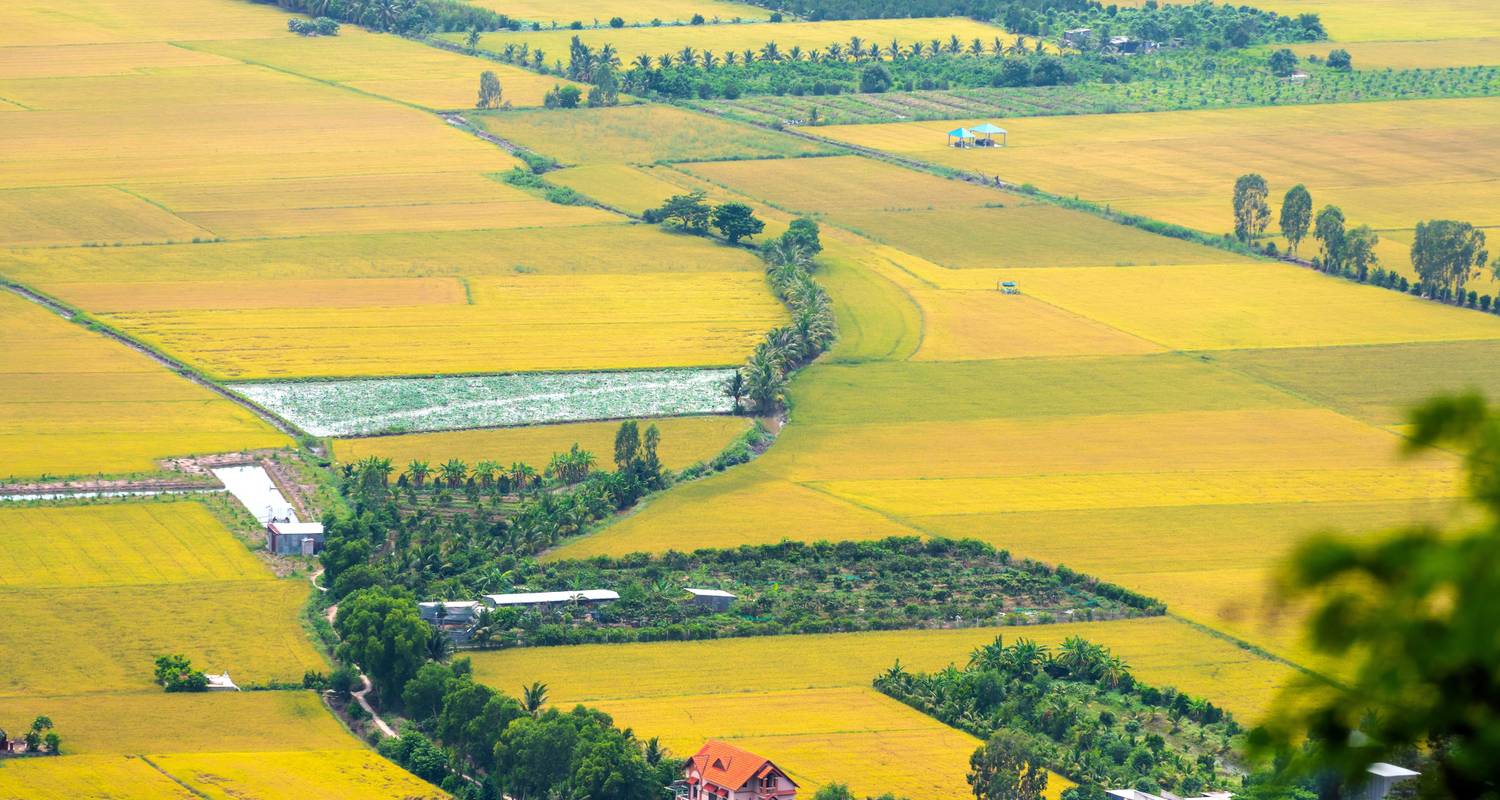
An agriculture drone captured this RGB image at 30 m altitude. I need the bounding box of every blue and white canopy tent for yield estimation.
[946,126,976,147]
[971,122,1008,146]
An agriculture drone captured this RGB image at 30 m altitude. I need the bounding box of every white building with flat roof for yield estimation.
[482,590,619,610]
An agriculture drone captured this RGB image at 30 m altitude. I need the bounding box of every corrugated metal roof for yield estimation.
[483,589,619,605]
[269,522,323,535]
[1367,763,1420,778]
[685,588,737,598]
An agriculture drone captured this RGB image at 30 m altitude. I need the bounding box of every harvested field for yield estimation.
[334,415,752,472]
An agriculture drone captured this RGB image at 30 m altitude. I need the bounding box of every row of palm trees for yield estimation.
[729,237,835,415]
[609,34,1044,73]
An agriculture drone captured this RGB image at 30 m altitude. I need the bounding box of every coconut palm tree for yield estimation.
[723,50,738,66]
[826,42,843,62]
[439,458,468,488]
[848,36,863,60]
[702,49,718,68]
[759,41,780,62]
[724,371,747,412]
[786,45,802,62]
[632,53,652,71]
[406,459,430,488]
[656,53,673,69]
[521,681,548,716]
[677,46,697,67]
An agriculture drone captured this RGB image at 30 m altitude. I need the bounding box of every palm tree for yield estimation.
[599,43,620,67]
[888,39,902,60]
[848,36,863,60]
[947,35,962,55]
[787,45,802,62]
[426,627,453,662]
[723,50,738,66]
[406,459,430,488]
[826,43,843,62]
[909,40,924,58]
[724,371,747,413]
[741,48,755,64]
[702,50,718,69]
[969,38,984,56]
[741,350,786,414]
[439,458,468,488]
[929,38,942,57]
[474,460,499,488]
[656,53,673,69]
[759,41,780,62]
[522,681,549,716]
[644,737,666,766]
[678,46,697,67]
[510,462,538,493]
[1008,35,1029,55]
[632,53,652,71]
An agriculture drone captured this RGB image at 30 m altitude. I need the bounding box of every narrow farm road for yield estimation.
[354,674,397,738]
[310,567,327,593]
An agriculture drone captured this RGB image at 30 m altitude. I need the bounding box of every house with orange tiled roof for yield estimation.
[684,741,797,800]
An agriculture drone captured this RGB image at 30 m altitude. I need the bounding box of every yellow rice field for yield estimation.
[1286,37,1500,68]
[0,501,268,588]
[478,104,832,165]
[149,749,448,800]
[0,0,290,47]
[0,755,200,800]
[813,98,1500,275]
[0,691,352,755]
[186,30,584,109]
[0,291,288,481]
[335,415,752,473]
[0,186,208,247]
[459,18,1018,65]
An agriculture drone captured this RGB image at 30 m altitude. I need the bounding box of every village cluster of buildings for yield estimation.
[418,587,738,642]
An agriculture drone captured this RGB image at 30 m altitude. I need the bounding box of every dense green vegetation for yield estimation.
[250,0,519,34]
[876,635,1240,796]
[0,716,62,757]
[321,421,685,600]
[458,536,1164,648]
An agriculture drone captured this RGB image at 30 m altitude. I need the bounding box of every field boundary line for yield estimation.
[1167,613,1334,687]
[108,184,220,239]
[0,280,307,442]
[136,755,213,799]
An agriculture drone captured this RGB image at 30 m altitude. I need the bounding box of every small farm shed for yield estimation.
[685,588,736,612]
[971,122,1007,147]
[267,521,324,556]
[684,741,797,800]
[205,672,240,692]
[419,600,482,625]
[482,589,619,612]
[1349,764,1421,800]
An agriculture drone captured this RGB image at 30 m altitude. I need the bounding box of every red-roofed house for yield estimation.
[685,741,797,800]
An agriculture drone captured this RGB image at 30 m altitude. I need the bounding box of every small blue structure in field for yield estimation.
[971,122,1008,147]
[947,127,976,147]
[999,281,1019,294]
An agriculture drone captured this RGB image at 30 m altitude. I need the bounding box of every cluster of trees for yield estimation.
[1233,175,1495,309]
[643,191,766,244]
[455,536,1165,649]
[876,635,1238,795]
[729,218,834,414]
[332,588,674,800]
[153,654,209,693]
[287,16,339,35]
[739,0,1324,46]
[0,716,61,756]
[253,0,516,35]
[322,422,670,600]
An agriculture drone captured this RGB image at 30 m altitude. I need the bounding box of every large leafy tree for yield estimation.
[711,202,766,245]
[1233,173,1272,242]
[333,586,429,698]
[1411,219,1489,297]
[1279,184,1312,255]
[969,729,1048,800]
[1313,205,1346,273]
[1252,393,1500,798]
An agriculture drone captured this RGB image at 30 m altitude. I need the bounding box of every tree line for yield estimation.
[331,587,676,800]
[0,716,61,757]
[875,634,1239,797]
[1233,174,1494,309]
[452,535,1165,649]
[252,0,517,35]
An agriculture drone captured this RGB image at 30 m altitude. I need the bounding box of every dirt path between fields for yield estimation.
[1,282,306,441]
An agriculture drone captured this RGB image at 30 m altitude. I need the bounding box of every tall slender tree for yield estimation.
[1279,184,1312,255]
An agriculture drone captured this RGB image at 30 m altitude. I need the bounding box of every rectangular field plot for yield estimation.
[6,226,761,285]
[0,755,199,800]
[0,186,207,247]
[0,0,290,48]
[911,290,1163,361]
[334,415,752,472]
[1210,340,1500,426]
[0,691,352,755]
[187,32,583,110]
[0,42,236,79]
[149,750,448,800]
[0,291,287,481]
[0,501,267,588]
[89,271,782,380]
[1019,263,1500,350]
[1287,37,1500,68]
[1227,0,1500,42]
[480,105,833,165]
[0,579,324,697]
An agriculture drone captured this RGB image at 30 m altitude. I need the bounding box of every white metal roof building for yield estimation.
[482,590,619,607]
[684,588,736,599]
